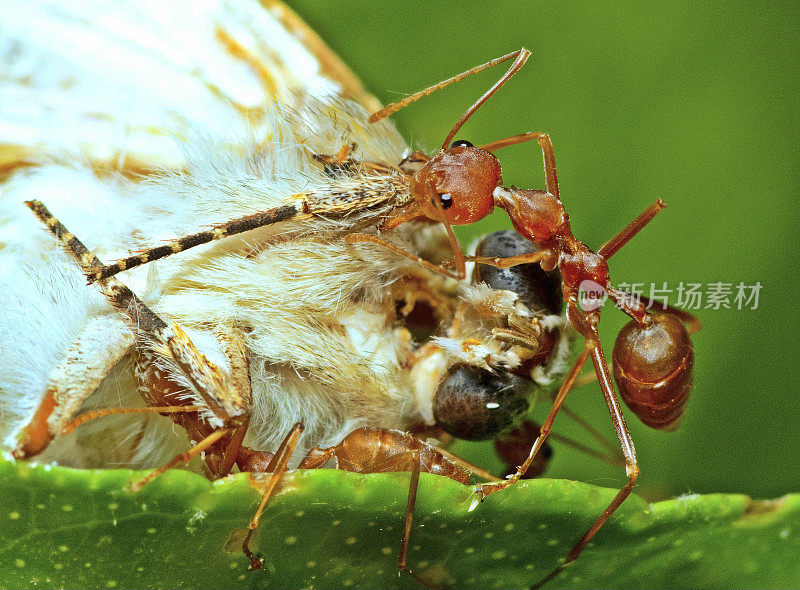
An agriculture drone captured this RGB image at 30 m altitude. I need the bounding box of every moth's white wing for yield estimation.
[0,0,380,172]
[0,1,435,464]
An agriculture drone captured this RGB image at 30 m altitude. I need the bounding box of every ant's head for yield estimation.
[409,140,501,226]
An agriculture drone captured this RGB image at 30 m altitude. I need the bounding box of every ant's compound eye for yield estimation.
[613,313,694,431]
[439,193,453,209]
[475,230,563,314]
[450,139,473,148]
[433,364,529,440]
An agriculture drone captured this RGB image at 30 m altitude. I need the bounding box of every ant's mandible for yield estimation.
[354,48,702,587]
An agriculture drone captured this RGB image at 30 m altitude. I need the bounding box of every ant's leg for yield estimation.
[464,249,554,270]
[479,337,593,497]
[398,450,421,573]
[558,400,619,457]
[243,423,305,571]
[345,233,462,279]
[439,216,467,279]
[547,432,624,467]
[532,310,640,589]
[434,446,501,482]
[396,450,445,590]
[478,132,558,199]
[128,427,233,492]
[556,368,622,457]
[541,364,626,468]
[597,199,666,259]
[369,49,531,151]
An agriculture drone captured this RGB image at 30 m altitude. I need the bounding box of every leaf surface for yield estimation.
[1,455,797,589]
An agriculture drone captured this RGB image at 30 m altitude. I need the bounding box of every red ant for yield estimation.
[346,48,701,586]
[240,424,478,583]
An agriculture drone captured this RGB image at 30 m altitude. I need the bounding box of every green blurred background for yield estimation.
[287,2,800,501]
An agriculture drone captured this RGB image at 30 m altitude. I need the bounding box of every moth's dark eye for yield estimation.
[439,193,453,209]
[450,139,473,148]
[433,364,529,440]
[474,230,563,314]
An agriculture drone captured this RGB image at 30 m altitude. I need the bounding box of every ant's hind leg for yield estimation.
[532,303,640,589]
[479,340,593,498]
[597,199,666,260]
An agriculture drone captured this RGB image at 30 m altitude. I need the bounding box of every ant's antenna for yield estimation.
[368,49,531,149]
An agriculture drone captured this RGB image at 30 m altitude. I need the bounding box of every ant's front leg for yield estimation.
[463,249,555,270]
[478,132,559,199]
[477,325,592,498]
[345,232,464,280]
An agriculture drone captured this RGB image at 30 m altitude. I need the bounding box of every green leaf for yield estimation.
[1,454,798,589]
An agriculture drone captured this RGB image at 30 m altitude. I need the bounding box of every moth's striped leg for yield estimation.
[85,204,299,283]
[12,314,133,459]
[25,200,247,428]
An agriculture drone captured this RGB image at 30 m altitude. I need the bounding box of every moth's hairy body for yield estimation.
[0,0,570,481]
[0,96,455,465]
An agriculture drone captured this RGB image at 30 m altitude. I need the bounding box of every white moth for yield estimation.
[0,0,568,475]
